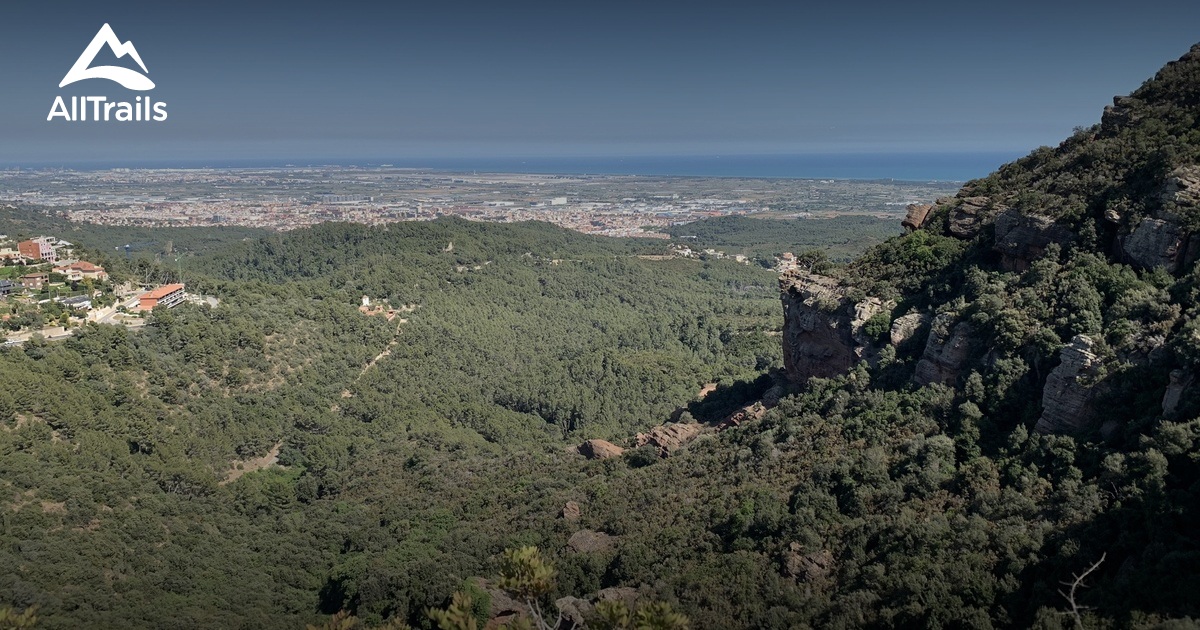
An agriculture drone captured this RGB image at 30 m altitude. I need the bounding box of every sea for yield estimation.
[9,152,1024,183]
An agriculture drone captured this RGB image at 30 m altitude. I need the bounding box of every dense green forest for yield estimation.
[663,214,899,264]
[0,217,785,629]
[4,43,1200,630]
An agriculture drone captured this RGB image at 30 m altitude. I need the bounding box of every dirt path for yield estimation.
[220,440,283,485]
[356,318,409,378]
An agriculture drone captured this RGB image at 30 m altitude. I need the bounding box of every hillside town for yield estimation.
[1,233,192,345]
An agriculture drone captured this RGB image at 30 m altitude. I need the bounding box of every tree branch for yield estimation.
[1058,552,1106,627]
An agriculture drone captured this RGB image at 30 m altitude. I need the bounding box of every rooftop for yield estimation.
[142,283,185,299]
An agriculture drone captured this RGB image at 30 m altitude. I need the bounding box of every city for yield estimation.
[0,167,960,236]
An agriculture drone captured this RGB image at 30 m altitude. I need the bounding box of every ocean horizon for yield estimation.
[2,152,1023,183]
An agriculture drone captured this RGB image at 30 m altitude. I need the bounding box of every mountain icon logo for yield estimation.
[59,23,155,91]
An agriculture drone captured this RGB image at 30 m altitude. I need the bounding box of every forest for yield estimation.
[3,43,1200,630]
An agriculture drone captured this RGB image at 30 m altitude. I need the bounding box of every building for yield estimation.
[59,295,92,310]
[139,283,185,310]
[17,238,55,263]
[0,280,18,297]
[54,261,108,282]
[20,273,48,290]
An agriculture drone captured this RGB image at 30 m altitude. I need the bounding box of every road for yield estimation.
[3,290,149,346]
[95,291,146,325]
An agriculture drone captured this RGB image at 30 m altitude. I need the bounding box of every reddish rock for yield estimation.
[635,422,702,456]
[902,203,934,231]
[578,439,624,460]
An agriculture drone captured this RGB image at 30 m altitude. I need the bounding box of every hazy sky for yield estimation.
[1,0,1198,165]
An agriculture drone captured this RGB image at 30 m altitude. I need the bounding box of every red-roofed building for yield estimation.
[54,261,108,282]
[139,283,185,310]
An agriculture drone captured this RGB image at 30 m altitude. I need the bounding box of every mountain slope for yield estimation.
[764,43,1200,626]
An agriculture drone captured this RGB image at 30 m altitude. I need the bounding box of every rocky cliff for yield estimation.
[1034,335,1106,435]
[779,272,890,386]
[779,43,1200,435]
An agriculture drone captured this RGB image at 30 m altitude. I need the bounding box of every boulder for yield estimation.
[562,500,581,522]
[902,203,934,231]
[992,210,1076,272]
[567,529,618,553]
[889,312,931,347]
[914,314,974,386]
[1035,335,1106,435]
[578,439,624,460]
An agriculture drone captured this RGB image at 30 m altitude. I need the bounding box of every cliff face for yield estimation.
[779,273,859,386]
[1034,335,1106,435]
[913,314,973,387]
[779,272,890,386]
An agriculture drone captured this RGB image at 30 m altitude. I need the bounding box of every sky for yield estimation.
[0,0,1198,166]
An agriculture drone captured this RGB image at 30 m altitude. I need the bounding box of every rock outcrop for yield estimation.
[992,210,1076,272]
[635,422,702,457]
[716,401,768,431]
[780,273,858,385]
[780,272,889,387]
[902,203,934,231]
[889,312,931,348]
[1100,95,1141,135]
[1162,369,1194,417]
[947,197,1000,239]
[1163,165,1200,209]
[851,297,889,346]
[1120,165,1200,274]
[578,439,624,460]
[1122,215,1189,273]
[914,314,974,386]
[1035,335,1106,435]
[471,578,529,629]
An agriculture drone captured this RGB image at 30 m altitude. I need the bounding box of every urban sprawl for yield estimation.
[0,167,960,235]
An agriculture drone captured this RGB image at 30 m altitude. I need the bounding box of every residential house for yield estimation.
[54,261,108,282]
[20,273,48,290]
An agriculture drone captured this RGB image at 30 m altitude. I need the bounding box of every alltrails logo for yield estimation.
[47,23,168,122]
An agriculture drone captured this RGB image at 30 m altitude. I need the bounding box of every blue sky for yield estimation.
[1,0,1198,165]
